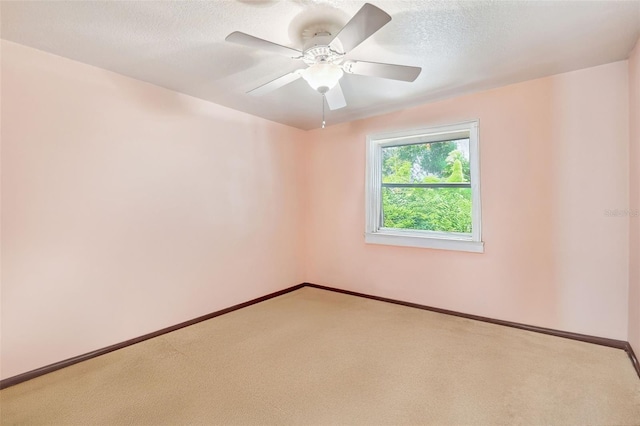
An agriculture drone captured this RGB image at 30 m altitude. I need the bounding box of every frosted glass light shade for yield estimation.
[302,63,344,93]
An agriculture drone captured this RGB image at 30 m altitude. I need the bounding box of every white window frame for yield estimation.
[365,120,483,253]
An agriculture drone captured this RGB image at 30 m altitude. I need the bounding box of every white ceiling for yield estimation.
[2,1,639,130]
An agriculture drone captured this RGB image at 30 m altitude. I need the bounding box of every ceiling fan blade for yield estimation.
[325,82,347,110]
[329,3,391,53]
[343,60,421,82]
[247,70,302,96]
[225,31,302,58]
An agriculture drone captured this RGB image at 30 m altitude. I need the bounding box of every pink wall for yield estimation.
[629,38,640,353]
[0,41,306,379]
[1,39,637,381]
[305,61,630,340]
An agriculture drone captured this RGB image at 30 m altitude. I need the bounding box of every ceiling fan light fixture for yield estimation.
[302,63,343,93]
[226,3,422,128]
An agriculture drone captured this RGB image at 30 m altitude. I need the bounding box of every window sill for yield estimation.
[365,231,484,253]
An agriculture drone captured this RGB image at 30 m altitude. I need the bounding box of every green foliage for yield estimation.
[443,149,470,181]
[446,159,464,183]
[382,188,472,233]
[381,140,472,233]
[383,141,457,182]
[382,155,412,183]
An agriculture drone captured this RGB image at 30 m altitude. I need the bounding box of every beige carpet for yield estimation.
[1,287,639,425]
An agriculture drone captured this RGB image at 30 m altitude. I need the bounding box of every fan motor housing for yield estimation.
[302,32,344,66]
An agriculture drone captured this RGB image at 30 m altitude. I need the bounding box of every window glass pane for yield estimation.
[382,187,472,233]
[382,139,470,184]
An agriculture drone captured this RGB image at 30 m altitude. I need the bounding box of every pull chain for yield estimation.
[322,93,326,129]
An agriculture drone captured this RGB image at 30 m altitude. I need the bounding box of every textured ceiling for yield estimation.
[2,1,639,130]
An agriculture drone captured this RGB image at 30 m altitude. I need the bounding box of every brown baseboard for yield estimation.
[303,282,640,380]
[3,281,638,389]
[623,342,640,379]
[0,283,305,390]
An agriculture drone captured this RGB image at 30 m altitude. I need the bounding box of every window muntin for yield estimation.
[365,121,482,252]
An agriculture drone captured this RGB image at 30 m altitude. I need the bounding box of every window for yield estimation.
[365,120,483,253]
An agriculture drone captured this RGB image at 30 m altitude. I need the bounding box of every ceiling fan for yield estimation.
[225,3,421,127]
